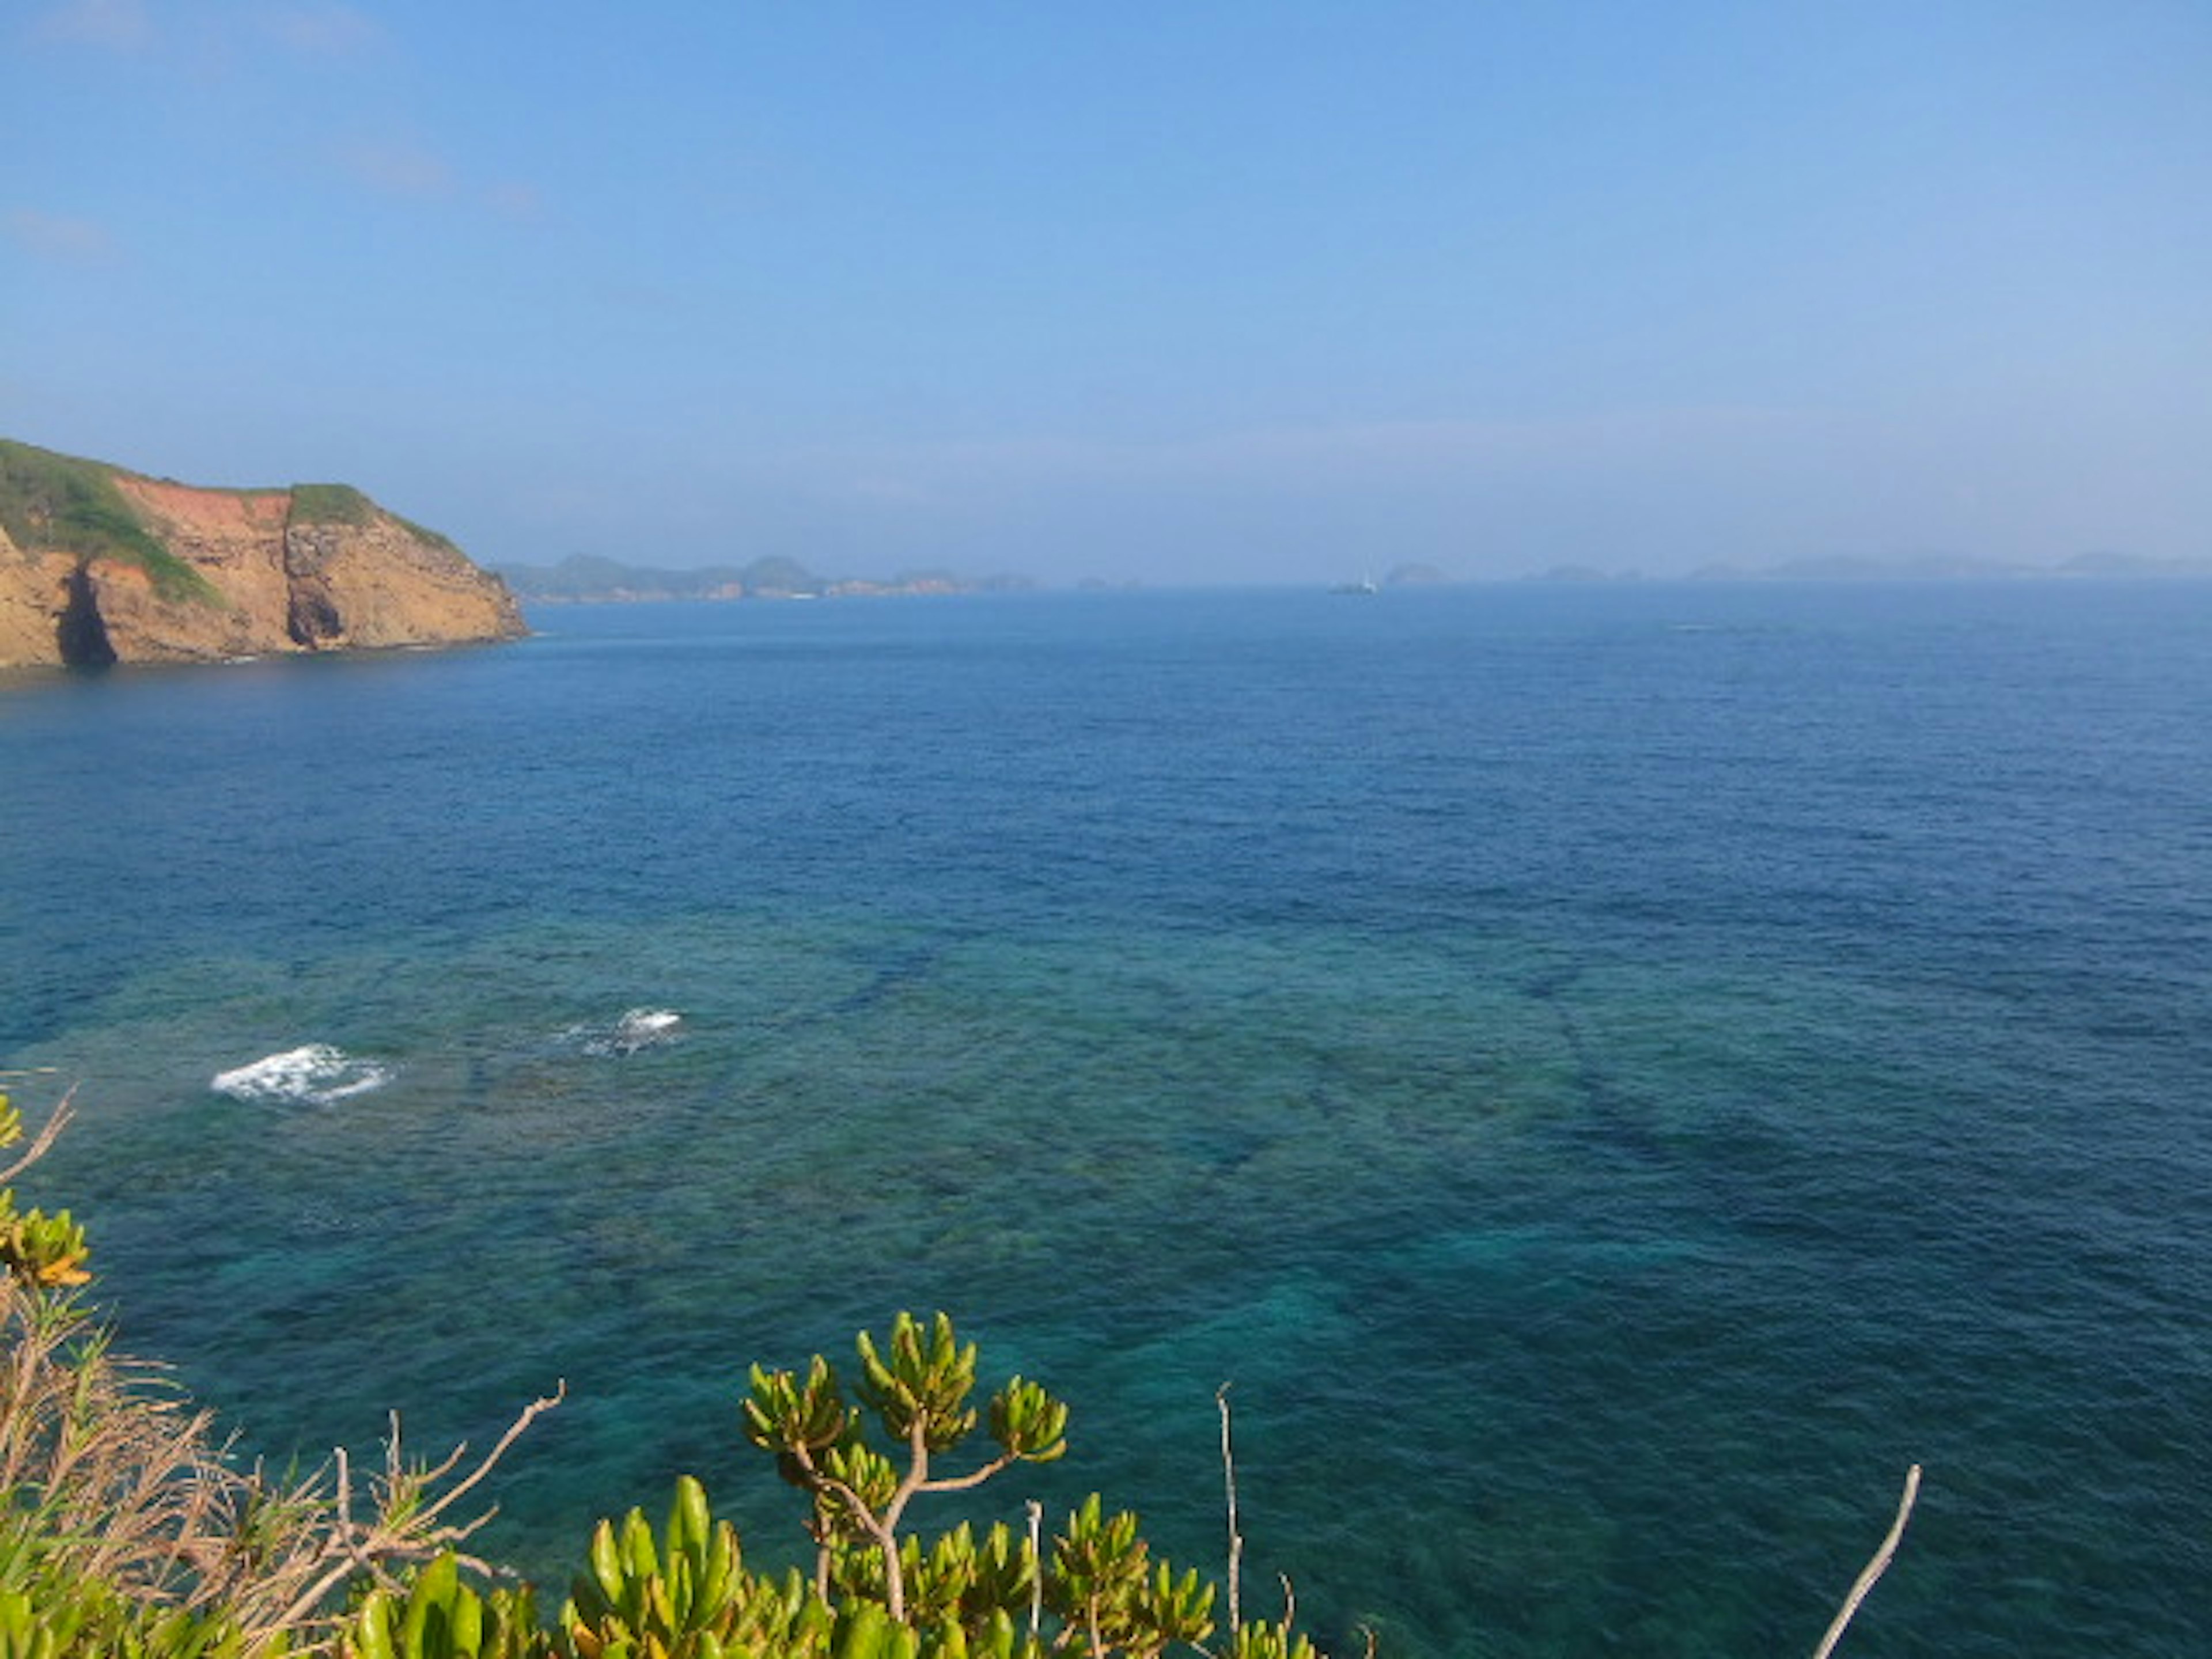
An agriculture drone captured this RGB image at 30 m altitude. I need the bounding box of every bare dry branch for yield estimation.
[411,1381,565,1529]
[0,1087,78,1184]
[258,1386,565,1642]
[1217,1383,1243,1632]
[1812,1464,1922,1659]
[1025,1498,1044,1641]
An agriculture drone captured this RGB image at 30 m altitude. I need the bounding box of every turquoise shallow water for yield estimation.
[2,584,2208,1656]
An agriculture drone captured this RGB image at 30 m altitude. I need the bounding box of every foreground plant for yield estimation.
[0,1088,559,1657]
[793,1315,1215,1655]
[0,1083,1919,1658]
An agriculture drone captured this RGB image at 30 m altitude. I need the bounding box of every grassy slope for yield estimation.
[287,481,378,527]
[0,438,218,603]
[291,480,464,557]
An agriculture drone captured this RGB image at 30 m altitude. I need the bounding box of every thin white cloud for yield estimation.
[260,1,382,58]
[329,134,544,221]
[5,209,118,263]
[35,1,384,66]
[482,181,546,222]
[342,139,454,198]
[33,0,151,50]
[335,146,552,224]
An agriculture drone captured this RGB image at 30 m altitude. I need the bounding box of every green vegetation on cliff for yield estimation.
[0,438,217,603]
[289,483,380,527]
[290,482,463,556]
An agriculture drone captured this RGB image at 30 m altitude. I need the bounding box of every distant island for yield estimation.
[1523,551,2212,584]
[0,438,525,668]
[499,553,1033,604]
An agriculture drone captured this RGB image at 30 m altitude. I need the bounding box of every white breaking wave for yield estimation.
[563,1007,683,1057]
[211,1044,394,1106]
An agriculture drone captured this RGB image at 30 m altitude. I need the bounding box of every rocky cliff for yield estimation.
[0,440,527,668]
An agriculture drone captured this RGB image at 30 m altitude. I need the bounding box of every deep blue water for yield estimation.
[2,583,2207,1656]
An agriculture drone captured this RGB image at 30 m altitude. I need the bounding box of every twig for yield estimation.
[915,1453,1016,1495]
[1025,1499,1044,1642]
[1811,1464,1922,1659]
[1217,1384,1243,1632]
[262,1385,565,1638]
[0,1088,77,1184]
[410,1381,566,1529]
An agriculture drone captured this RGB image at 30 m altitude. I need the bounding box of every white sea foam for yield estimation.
[563,1007,683,1057]
[211,1044,394,1106]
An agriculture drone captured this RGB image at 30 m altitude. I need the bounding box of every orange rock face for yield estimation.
[0,471,526,668]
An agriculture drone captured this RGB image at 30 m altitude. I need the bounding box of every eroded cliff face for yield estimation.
[0,457,526,668]
[0,523,71,668]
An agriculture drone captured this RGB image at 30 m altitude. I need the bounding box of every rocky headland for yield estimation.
[0,439,526,668]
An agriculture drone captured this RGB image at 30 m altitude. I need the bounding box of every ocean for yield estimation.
[1,582,2206,1656]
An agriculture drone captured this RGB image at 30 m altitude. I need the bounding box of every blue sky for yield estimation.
[5,2,2207,585]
